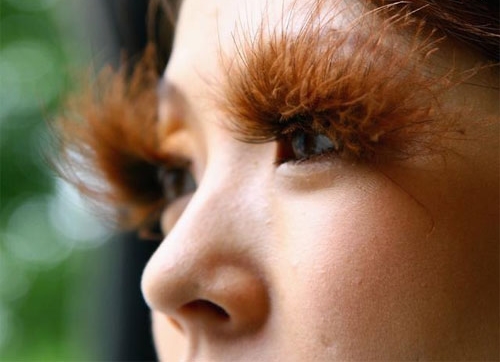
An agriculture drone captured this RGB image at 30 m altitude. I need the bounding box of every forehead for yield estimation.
[166,0,364,81]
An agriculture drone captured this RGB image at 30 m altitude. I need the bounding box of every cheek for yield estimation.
[272,170,465,357]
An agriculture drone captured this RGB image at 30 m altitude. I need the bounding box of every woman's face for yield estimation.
[140,0,499,360]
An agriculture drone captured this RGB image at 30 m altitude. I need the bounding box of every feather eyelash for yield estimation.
[55,44,166,230]
[219,1,476,163]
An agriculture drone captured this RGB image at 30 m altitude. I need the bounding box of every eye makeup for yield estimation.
[219,2,470,166]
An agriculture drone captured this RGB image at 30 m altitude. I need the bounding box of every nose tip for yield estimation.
[142,250,270,338]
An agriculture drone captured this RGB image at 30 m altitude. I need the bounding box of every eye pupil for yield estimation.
[291,132,307,159]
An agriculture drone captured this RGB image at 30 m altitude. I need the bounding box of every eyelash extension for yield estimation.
[219,0,484,164]
[54,44,169,232]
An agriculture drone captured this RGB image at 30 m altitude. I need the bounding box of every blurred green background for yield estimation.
[1,0,115,360]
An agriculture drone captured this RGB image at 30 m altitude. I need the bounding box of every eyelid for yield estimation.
[158,128,194,159]
[274,152,348,191]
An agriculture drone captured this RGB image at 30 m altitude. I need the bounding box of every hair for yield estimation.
[371,0,499,62]
[54,0,499,232]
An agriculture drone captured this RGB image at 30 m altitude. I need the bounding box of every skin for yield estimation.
[140,0,499,360]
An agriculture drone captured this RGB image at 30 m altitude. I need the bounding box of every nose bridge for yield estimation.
[179,155,255,253]
[142,166,245,299]
[141,155,270,337]
[169,136,270,253]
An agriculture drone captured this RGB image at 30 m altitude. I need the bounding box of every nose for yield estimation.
[141,175,270,340]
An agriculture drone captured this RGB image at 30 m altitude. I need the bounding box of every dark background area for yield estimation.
[96,1,158,360]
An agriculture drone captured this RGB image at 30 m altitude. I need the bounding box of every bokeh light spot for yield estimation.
[5,196,71,268]
[0,40,63,120]
[48,181,111,249]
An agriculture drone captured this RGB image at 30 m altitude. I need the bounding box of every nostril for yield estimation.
[182,299,230,320]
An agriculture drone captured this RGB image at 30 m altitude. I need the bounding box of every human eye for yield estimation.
[158,163,197,205]
[276,124,342,165]
[218,6,459,168]
[55,45,200,238]
[137,162,196,239]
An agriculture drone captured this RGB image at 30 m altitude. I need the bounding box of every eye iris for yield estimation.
[291,132,335,160]
[291,132,308,159]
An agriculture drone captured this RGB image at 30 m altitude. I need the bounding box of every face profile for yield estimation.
[57,0,499,360]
